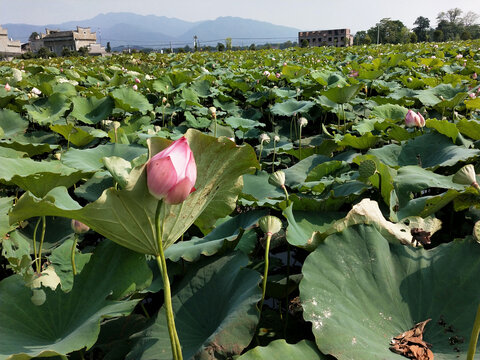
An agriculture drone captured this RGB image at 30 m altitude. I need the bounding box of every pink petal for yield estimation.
[147,156,177,200]
[165,177,194,204]
[185,151,197,186]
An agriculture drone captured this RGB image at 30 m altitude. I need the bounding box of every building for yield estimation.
[30,27,106,56]
[298,29,354,47]
[0,25,22,60]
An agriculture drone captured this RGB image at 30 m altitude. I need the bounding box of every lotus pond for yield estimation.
[1,40,480,360]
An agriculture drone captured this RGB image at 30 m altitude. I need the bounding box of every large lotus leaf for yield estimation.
[0,157,91,197]
[24,93,71,125]
[0,109,29,138]
[457,119,480,140]
[395,189,460,220]
[0,240,152,360]
[126,252,261,360]
[465,97,480,110]
[337,133,379,150]
[270,99,314,117]
[0,197,15,238]
[225,117,264,131]
[164,209,266,262]
[284,204,345,249]
[238,340,326,360]
[321,84,362,104]
[300,224,480,360]
[397,133,480,169]
[111,88,153,114]
[10,130,258,255]
[50,123,107,147]
[70,96,115,124]
[370,104,408,120]
[425,118,459,142]
[61,143,147,172]
[415,84,467,107]
[241,171,285,206]
[0,138,59,157]
[394,166,465,207]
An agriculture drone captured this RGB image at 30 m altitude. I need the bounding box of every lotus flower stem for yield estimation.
[298,126,302,160]
[32,217,41,274]
[36,216,46,272]
[155,202,183,360]
[272,139,277,172]
[467,303,480,360]
[71,234,78,275]
[259,233,273,315]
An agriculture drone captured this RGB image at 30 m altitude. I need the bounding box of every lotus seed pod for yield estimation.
[474,221,480,243]
[259,133,270,143]
[31,289,46,306]
[259,215,282,236]
[71,219,90,234]
[269,171,286,188]
[274,135,280,142]
[358,160,377,179]
[452,164,478,188]
[209,107,217,117]
[113,121,121,130]
[298,117,308,127]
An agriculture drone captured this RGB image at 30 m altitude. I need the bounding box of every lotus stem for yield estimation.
[155,202,183,360]
[32,217,41,274]
[272,140,277,172]
[467,303,480,360]
[298,126,302,160]
[71,234,78,275]
[258,142,264,172]
[259,233,273,315]
[36,216,46,272]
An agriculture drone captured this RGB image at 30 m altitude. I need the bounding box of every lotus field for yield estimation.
[1,40,480,360]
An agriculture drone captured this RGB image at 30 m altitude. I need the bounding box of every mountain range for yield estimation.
[2,12,300,49]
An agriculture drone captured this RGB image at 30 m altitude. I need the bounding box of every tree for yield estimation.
[28,32,40,41]
[413,16,430,42]
[461,30,472,40]
[354,31,371,45]
[37,47,50,58]
[433,29,444,42]
[225,37,232,50]
[367,18,408,44]
[300,39,309,48]
[106,42,111,53]
[249,43,256,50]
[409,32,418,43]
[216,42,225,51]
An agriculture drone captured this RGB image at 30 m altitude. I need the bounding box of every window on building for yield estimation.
[341,36,344,41]
[49,46,53,52]
[328,37,332,42]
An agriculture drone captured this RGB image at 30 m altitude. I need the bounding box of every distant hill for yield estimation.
[2,12,300,48]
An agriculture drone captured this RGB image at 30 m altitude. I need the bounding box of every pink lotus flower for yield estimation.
[405,110,425,128]
[456,54,463,59]
[147,137,197,204]
[71,219,89,234]
[473,73,478,80]
[470,93,477,99]
[263,70,270,77]
[135,78,141,83]
[275,72,281,78]
[349,70,359,78]
[132,84,138,91]
[4,83,10,91]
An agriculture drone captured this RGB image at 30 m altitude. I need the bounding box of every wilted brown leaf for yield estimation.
[389,319,434,360]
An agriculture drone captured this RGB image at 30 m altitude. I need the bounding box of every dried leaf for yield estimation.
[389,319,434,360]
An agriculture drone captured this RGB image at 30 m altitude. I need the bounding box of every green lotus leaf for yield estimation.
[164,210,266,262]
[0,240,151,360]
[0,196,15,238]
[238,340,326,360]
[465,97,480,110]
[61,143,147,172]
[24,93,71,125]
[370,104,408,121]
[0,157,91,197]
[111,88,153,114]
[425,118,459,142]
[338,133,379,150]
[241,170,285,206]
[11,130,258,255]
[457,119,480,140]
[397,133,480,169]
[50,123,107,147]
[225,117,263,131]
[321,83,362,104]
[126,252,261,360]
[0,109,29,138]
[300,224,480,360]
[270,99,315,117]
[70,96,115,124]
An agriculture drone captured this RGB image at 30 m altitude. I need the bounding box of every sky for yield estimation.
[1,0,479,33]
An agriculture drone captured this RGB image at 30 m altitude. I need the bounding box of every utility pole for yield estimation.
[377,24,380,44]
[193,35,198,51]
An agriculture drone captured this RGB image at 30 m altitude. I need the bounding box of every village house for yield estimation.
[30,26,106,56]
[299,29,354,47]
[0,25,22,60]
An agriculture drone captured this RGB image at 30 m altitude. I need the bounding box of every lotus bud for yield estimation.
[452,164,479,189]
[367,55,373,60]
[31,87,41,95]
[4,83,10,91]
[269,171,286,188]
[473,73,478,80]
[132,84,138,91]
[298,117,308,128]
[469,93,477,99]
[274,135,280,142]
[113,121,121,130]
[259,133,270,143]
[209,106,217,118]
[473,221,480,243]
[416,112,425,128]
[283,62,287,66]
[456,54,463,59]
[162,96,167,103]
[154,125,161,132]
[146,136,197,204]
[259,215,282,236]
[135,78,141,83]
[263,70,270,77]
[71,219,89,234]
[405,110,421,128]
[53,152,61,160]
